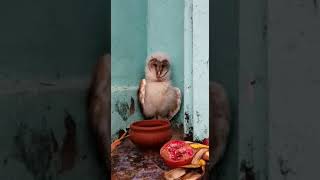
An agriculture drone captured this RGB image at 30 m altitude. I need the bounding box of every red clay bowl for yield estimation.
[129,120,172,148]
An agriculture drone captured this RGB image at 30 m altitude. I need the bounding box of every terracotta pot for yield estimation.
[129,120,172,148]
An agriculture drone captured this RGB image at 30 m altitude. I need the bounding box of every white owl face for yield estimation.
[145,52,171,82]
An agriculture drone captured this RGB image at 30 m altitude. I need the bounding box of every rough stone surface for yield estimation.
[111,128,184,179]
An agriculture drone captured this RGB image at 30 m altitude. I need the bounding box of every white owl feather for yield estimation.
[138,52,181,120]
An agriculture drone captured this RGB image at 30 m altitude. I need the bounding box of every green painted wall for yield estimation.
[211,0,239,179]
[0,0,108,179]
[238,0,268,179]
[111,0,185,138]
[111,0,147,86]
[183,0,210,141]
[211,0,269,179]
[191,0,209,141]
[183,0,194,138]
[111,0,147,138]
[268,0,320,179]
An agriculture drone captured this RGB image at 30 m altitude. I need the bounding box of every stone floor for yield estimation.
[111,128,184,180]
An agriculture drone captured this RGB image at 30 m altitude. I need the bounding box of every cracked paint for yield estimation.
[314,0,318,9]
[115,100,129,121]
[13,122,59,180]
[240,159,256,180]
[278,157,295,178]
[59,111,77,174]
[129,97,135,116]
[12,111,79,180]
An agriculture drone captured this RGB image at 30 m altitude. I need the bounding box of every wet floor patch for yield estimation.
[111,128,185,179]
[111,139,164,179]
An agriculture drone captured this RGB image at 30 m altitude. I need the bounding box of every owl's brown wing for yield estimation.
[138,79,146,107]
[168,87,181,120]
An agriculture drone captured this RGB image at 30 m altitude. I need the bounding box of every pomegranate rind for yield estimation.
[202,138,209,146]
[160,140,195,168]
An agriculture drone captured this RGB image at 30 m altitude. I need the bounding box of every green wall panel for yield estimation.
[111,86,143,139]
[0,0,108,179]
[191,0,209,141]
[111,0,147,86]
[0,89,105,180]
[0,0,107,79]
[211,0,239,179]
[111,0,147,138]
[111,0,185,138]
[268,0,320,179]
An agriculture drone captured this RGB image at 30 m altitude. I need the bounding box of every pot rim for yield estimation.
[130,119,171,131]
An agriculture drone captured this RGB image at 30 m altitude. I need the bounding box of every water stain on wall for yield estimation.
[240,138,258,180]
[59,111,77,174]
[13,122,58,180]
[12,111,78,179]
[115,100,129,121]
[314,0,318,9]
[3,157,8,167]
[263,23,268,42]
[184,111,194,140]
[240,159,256,180]
[183,111,192,140]
[184,112,190,123]
[129,97,135,116]
[196,111,201,123]
[278,156,295,179]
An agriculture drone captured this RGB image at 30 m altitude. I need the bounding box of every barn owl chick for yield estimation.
[138,52,181,120]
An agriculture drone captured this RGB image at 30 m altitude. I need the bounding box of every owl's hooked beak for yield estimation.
[155,64,162,78]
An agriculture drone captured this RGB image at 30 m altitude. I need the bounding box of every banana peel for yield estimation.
[170,150,207,179]
[201,165,206,177]
[180,164,201,168]
[181,172,202,180]
[202,150,209,161]
[189,143,209,149]
[111,133,129,152]
[199,159,206,166]
[163,168,187,180]
[191,148,208,165]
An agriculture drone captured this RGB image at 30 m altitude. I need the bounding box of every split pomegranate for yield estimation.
[160,140,195,168]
